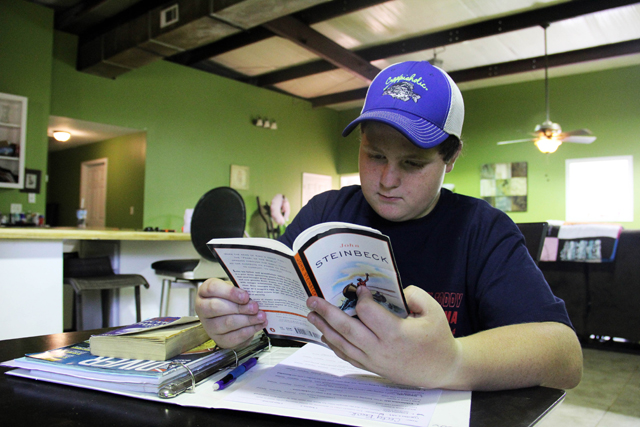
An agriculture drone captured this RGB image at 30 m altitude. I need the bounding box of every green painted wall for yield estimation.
[2,2,343,233]
[47,132,146,228]
[0,1,52,217]
[49,31,342,232]
[338,64,640,228]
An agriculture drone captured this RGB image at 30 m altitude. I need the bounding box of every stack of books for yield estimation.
[2,317,269,398]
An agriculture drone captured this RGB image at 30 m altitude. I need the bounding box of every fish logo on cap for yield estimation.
[382,81,421,103]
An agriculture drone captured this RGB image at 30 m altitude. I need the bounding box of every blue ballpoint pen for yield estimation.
[212,357,259,391]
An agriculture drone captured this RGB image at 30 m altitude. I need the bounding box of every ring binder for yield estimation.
[165,361,196,395]
[157,334,270,399]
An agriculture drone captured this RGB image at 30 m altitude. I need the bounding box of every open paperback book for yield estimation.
[208,222,409,343]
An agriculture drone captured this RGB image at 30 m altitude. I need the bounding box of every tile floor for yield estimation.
[537,347,640,427]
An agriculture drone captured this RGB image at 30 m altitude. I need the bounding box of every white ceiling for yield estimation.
[48,116,143,152]
[207,0,640,110]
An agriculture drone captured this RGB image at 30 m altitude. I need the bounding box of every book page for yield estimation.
[209,237,292,254]
[218,344,444,427]
[292,221,381,253]
[214,247,322,342]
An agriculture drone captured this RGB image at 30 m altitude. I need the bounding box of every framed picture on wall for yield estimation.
[20,169,41,194]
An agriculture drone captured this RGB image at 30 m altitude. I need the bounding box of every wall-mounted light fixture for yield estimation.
[253,117,277,130]
[53,130,71,142]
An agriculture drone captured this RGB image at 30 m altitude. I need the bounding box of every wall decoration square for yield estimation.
[480,162,527,212]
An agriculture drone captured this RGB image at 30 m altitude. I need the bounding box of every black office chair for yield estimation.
[64,254,150,331]
[151,187,246,316]
[516,222,549,265]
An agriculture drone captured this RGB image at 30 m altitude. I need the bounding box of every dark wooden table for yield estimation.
[0,329,565,427]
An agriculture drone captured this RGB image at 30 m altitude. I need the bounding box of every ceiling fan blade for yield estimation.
[562,135,597,144]
[497,138,534,145]
[560,128,594,137]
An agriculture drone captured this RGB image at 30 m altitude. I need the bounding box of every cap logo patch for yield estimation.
[383,73,428,103]
[383,82,421,103]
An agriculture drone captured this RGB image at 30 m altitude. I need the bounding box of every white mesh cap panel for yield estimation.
[440,68,465,138]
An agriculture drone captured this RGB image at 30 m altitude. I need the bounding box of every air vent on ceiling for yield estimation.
[160,4,179,28]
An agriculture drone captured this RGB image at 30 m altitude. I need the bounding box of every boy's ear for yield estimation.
[445,141,463,173]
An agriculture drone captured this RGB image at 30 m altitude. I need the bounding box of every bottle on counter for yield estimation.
[77,198,87,228]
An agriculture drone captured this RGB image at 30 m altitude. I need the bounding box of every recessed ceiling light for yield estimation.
[53,131,71,142]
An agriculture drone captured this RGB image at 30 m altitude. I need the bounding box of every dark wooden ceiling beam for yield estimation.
[309,87,369,108]
[255,0,640,87]
[309,38,640,107]
[166,26,274,66]
[357,0,640,60]
[262,15,381,82]
[76,0,165,42]
[244,60,336,86]
[55,0,111,31]
[448,38,640,83]
[188,60,248,80]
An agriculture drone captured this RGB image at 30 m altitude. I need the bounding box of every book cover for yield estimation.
[7,339,218,383]
[89,317,210,361]
[207,222,409,344]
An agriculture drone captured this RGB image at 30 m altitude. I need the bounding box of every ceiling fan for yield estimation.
[497,24,597,153]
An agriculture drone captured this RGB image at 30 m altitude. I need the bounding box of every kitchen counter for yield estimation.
[0,227,191,241]
[0,227,198,341]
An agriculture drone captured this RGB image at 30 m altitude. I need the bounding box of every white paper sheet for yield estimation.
[216,344,470,427]
[7,345,470,427]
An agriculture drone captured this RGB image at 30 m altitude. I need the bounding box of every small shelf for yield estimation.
[0,122,21,128]
[0,92,27,189]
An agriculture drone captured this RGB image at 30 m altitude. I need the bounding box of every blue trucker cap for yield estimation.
[342,61,464,148]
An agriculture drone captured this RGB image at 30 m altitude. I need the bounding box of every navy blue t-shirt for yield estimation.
[278,186,572,337]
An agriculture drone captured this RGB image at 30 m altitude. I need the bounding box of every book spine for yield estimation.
[294,253,319,297]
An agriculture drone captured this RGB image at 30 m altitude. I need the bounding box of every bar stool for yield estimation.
[151,187,246,316]
[63,254,150,330]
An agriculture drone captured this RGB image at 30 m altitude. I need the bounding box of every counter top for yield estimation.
[0,227,191,241]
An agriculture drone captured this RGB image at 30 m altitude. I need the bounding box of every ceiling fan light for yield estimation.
[535,138,562,154]
[53,131,71,142]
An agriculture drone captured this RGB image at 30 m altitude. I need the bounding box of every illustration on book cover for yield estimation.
[303,231,407,317]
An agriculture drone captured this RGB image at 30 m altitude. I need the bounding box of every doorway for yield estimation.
[80,158,108,227]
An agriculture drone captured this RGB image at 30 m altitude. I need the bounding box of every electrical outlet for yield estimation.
[11,203,22,213]
[130,206,134,215]
[28,193,36,203]
[230,165,250,190]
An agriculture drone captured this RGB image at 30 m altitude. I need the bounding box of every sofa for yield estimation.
[539,230,640,343]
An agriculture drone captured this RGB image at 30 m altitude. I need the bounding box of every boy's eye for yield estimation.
[404,160,424,168]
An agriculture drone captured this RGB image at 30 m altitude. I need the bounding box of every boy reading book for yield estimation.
[196,61,583,392]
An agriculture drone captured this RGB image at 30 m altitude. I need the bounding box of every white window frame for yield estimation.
[565,155,634,223]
